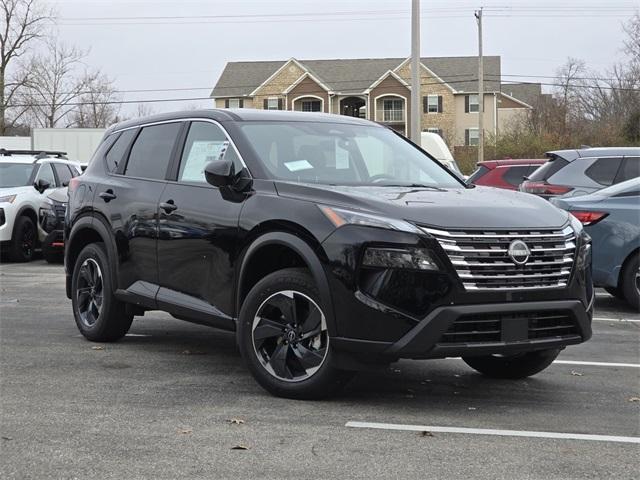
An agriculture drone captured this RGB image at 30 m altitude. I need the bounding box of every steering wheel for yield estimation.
[369,174,396,184]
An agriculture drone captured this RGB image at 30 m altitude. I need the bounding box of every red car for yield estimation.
[468,159,547,190]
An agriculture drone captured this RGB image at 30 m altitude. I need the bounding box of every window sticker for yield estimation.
[181,140,228,181]
[284,160,314,172]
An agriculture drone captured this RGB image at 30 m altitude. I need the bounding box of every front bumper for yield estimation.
[332,299,592,360]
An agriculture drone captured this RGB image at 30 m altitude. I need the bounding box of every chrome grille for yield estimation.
[422,225,575,291]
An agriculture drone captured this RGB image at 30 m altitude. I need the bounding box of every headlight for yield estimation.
[0,194,16,203]
[319,205,421,234]
[363,247,439,270]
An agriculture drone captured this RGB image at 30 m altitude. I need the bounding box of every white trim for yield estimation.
[249,58,308,96]
[291,94,325,113]
[283,71,331,94]
[498,91,533,109]
[345,421,640,444]
[365,70,410,93]
[373,93,408,136]
[394,57,457,93]
[593,317,640,323]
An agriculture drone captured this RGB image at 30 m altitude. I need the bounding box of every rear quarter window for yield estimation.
[584,157,622,186]
[468,165,489,184]
[106,129,137,173]
[502,165,530,187]
[528,157,569,181]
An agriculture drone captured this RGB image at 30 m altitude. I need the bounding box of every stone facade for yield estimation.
[253,61,306,110]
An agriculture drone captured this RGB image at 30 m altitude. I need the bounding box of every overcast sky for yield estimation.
[49,0,638,115]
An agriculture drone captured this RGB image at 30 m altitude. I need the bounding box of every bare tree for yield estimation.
[22,40,93,128]
[71,72,121,128]
[0,0,53,134]
[132,102,155,118]
[623,11,640,62]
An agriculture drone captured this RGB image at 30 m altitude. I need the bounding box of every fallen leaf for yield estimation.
[1,436,13,441]
[228,418,245,425]
[570,370,583,376]
[628,397,640,403]
[468,407,477,411]
[231,444,250,450]
[177,428,193,435]
[91,346,104,351]
[418,431,434,437]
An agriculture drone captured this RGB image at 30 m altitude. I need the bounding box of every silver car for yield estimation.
[520,147,639,199]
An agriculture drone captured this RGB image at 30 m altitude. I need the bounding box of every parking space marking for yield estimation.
[345,421,640,444]
[554,360,639,368]
[592,317,640,323]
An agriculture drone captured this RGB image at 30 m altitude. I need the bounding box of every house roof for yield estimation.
[210,56,502,97]
[500,83,543,106]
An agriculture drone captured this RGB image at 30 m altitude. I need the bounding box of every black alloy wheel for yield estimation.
[252,290,329,382]
[76,258,104,328]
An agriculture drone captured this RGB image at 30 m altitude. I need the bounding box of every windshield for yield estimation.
[0,163,34,188]
[239,122,463,188]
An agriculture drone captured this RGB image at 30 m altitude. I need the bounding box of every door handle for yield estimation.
[160,200,178,213]
[99,190,116,202]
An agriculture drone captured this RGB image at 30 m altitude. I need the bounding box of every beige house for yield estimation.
[210,56,540,147]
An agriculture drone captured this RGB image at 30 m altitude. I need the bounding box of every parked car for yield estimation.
[420,132,464,177]
[551,178,639,310]
[520,147,640,199]
[468,159,546,190]
[65,110,593,399]
[0,149,81,262]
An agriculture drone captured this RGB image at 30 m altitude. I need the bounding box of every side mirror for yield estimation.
[204,159,234,187]
[34,179,51,194]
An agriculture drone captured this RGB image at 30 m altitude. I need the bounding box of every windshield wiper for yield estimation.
[377,183,447,191]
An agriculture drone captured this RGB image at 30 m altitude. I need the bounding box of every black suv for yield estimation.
[65,110,593,399]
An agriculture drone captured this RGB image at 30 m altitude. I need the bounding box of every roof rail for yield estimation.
[0,149,68,159]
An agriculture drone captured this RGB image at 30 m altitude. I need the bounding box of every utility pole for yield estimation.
[475,7,484,164]
[410,0,421,143]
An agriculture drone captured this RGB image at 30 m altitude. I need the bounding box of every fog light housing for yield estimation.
[362,247,439,270]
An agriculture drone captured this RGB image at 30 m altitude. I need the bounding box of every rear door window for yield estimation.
[528,157,569,181]
[614,157,640,183]
[502,166,530,187]
[124,123,182,180]
[584,157,622,186]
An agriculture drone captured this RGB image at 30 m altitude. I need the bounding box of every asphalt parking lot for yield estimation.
[1,260,638,479]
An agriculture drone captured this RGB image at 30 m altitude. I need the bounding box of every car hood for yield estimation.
[275,182,570,230]
[0,185,35,199]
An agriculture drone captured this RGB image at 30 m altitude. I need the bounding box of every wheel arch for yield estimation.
[14,206,38,231]
[236,229,336,335]
[65,213,119,299]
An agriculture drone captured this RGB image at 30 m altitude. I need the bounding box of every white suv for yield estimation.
[0,150,82,262]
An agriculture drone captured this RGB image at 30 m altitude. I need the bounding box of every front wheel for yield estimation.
[9,216,36,262]
[462,348,561,379]
[237,268,353,399]
[620,255,640,311]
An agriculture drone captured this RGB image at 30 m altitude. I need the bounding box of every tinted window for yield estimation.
[468,165,489,184]
[585,157,622,185]
[53,163,73,186]
[503,165,530,187]
[615,157,640,183]
[36,163,57,187]
[0,163,34,187]
[124,123,181,179]
[106,129,137,173]
[528,157,569,181]
[178,122,242,183]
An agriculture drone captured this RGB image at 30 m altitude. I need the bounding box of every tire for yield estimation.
[620,254,640,311]
[237,268,353,399]
[71,243,133,342]
[8,216,36,262]
[604,286,625,300]
[462,348,561,379]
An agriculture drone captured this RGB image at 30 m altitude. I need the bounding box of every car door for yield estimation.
[156,120,248,328]
[94,122,183,304]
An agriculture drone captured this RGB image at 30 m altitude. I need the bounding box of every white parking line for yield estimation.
[554,360,640,368]
[593,317,640,323]
[345,421,640,444]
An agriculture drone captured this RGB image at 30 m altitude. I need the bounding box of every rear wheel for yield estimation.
[9,216,36,262]
[237,268,353,399]
[71,243,133,342]
[620,254,640,311]
[463,348,561,379]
